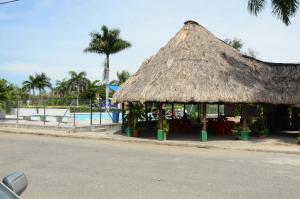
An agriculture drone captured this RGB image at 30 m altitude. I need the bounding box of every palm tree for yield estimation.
[116,70,131,85]
[110,70,131,85]
[224,38,243,52]
[55,79,69,98]
[84,25,131,108]
[22,75,37,97]
[248,0,299,25]
[67,71,88,106]
[35,72,52,101]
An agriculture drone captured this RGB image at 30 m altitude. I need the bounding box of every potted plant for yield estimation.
[157,118,169,141]
[249,116,265,138]
[127,103,145,137]
[232,123,250,140]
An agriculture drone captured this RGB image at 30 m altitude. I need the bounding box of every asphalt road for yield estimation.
[0,133,299,199]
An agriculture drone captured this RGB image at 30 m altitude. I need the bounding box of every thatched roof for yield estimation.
[114,21,300,105]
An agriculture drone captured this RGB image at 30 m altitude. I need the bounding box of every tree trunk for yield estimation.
[76,86,79,106]
[105,54,110,109]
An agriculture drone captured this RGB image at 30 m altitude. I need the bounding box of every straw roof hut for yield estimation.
[114,21,300,105]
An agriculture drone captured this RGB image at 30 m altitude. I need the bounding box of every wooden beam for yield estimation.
[159,103,163,130]
[198,103,201,122]
[121,103,125,125]
[203,103,207,131]
[145,103,148,122]
[171,103,174,120]
[242,104,247,131]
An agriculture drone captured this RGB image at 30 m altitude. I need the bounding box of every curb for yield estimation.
[0,129,299,155]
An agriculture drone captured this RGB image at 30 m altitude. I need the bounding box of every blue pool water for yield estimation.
[75,113,122,121]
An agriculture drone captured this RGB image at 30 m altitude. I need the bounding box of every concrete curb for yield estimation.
[0,128,299,155]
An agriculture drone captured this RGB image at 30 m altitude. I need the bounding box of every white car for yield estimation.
[0,172,27,199]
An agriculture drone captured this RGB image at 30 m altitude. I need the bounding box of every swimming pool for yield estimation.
[75,113,122,121]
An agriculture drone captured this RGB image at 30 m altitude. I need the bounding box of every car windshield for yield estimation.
[0,184,19,199]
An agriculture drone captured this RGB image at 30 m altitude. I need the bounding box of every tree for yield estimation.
[84,25,131,107]
[248,0,299,25]
[225,38,258,58]
[110,70,131,85]
[22,75,37,97]
[116,70,131,85]
[35,72,52,100]
[67,71,88,106]
[55,79,69,98]
[224,38,243,52]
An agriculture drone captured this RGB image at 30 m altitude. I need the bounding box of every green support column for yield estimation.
[263,105,269,137]
[157,103,165,141]
[200,103,208,142]
[241,104,250,141]
[127,103,133,137]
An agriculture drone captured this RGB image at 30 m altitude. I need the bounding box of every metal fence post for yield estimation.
[16,100,19,125]
[43,99,46,127]
[90,98,93,126]
[99,98,102,125]
[73,101,76,128]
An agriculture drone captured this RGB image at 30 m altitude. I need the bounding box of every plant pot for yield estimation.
[157,130,165,141]
[126,128,133,137]
[133,130,139,137]
[240,131,249,141]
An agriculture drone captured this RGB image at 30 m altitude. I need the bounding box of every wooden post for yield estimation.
[197,103,201,122]
[122,103,125,125]
[145,103,148,122]
[171,103,174,120]
[157,103,165,141]
[203,103,207,131]
[159,103,163,130]
[200,103,208,142]
[263,104,269,136]
[242,104,247,131]
[217,103,220,119]
[126,103,132,137]
[241,104,249,141]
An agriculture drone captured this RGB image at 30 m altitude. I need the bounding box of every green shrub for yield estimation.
[297,137,300,145]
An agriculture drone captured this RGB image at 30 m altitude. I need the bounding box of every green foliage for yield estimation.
[297,137,300,145]
[249,116,265,135]
[126,103,145,130]
[22,73,51,98]
[84,25,131,57]
[232,123,250,137]
[224,38,243,51]
[0,79,21,113]
[247,0,299,25]
[162,119,169,134]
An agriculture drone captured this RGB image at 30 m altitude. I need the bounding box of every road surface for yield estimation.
[0,133,299,199]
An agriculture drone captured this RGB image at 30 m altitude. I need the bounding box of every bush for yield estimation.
[297,137,300,145]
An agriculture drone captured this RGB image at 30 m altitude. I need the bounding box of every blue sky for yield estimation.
[0,0,299,86]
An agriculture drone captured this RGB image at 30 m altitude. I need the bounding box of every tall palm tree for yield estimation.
[55,79,69,98]
[248,0,299,25]
[35,72,52,101]
[22,75,37,97]
[84,25,131,107]
[67,71,88,106]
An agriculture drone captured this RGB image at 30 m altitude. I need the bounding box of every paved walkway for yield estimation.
[0,126,299,154]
